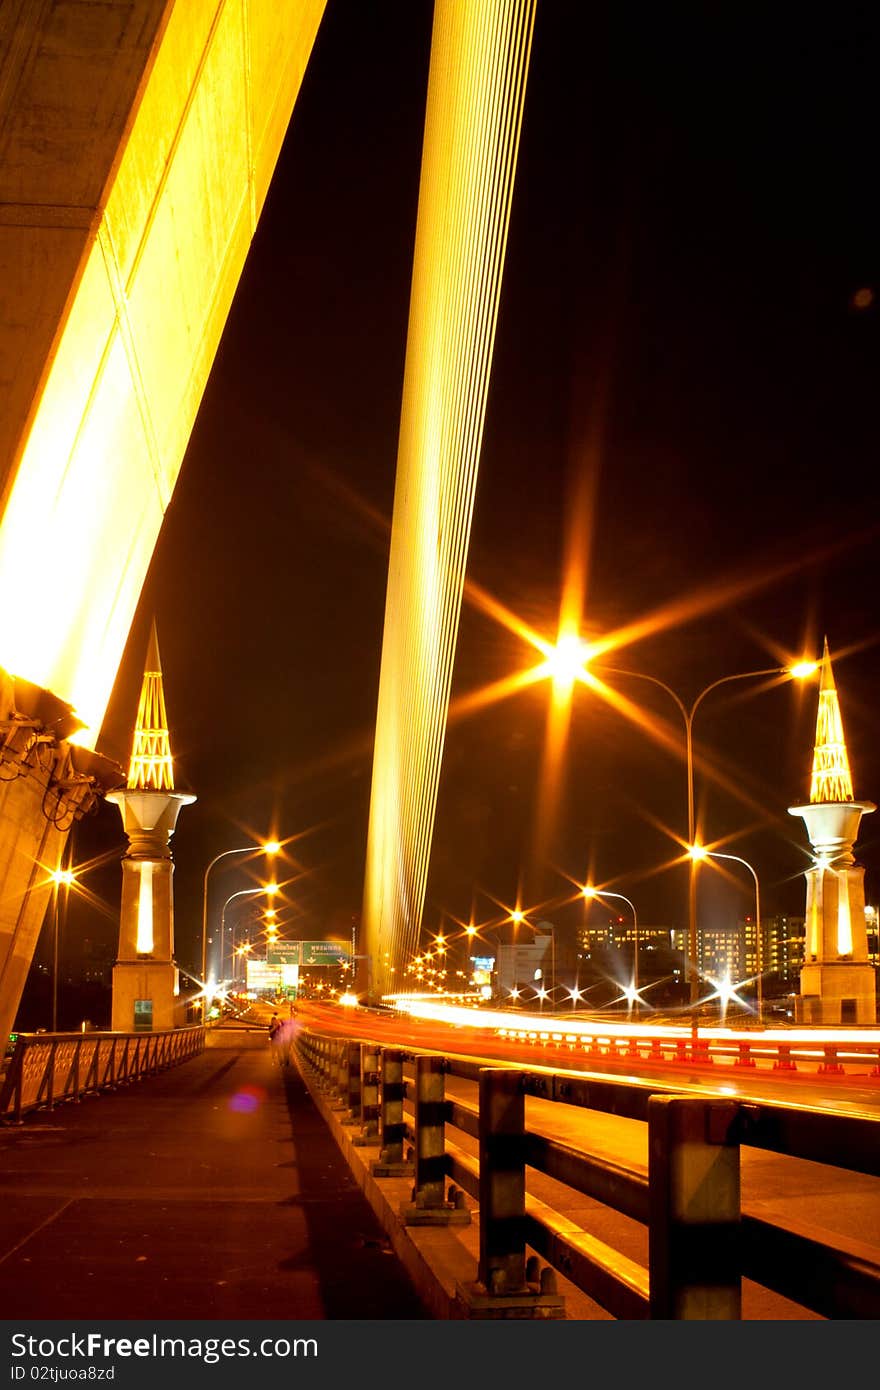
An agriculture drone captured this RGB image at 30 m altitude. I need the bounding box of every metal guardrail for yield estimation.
[297,1028,880,1320]
[493,1024,880,1077]
[0,1026,206,1122]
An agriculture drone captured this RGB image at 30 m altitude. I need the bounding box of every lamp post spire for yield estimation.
[789,638,875,1024]
[108,621,195,1032]
[809,637,853,805]
[127,619,174,792]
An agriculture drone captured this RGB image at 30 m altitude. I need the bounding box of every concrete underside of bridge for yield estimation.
[0,669,118,1051]
[0,0,326,1049]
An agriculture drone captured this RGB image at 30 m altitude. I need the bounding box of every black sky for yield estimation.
[64,0,880,980]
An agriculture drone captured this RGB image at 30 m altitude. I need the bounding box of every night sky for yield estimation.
[57,1,880,988]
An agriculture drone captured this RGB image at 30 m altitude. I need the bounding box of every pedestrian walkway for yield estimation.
[0,1029,427,1318]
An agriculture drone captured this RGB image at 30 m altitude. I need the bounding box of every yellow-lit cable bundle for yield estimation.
[361,0,536,1000]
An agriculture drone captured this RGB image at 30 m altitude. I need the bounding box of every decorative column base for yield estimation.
[111,960,179,1032]
[795,962,876,1025]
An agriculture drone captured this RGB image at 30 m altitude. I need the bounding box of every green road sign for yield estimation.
[266,941,349,967]
[301,941,349,967]
[266,944,301,966]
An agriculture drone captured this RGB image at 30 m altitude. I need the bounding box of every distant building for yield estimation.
[497,932,553,997]
[66,937,112,988]
[737,914,806,985]
[580,922,671,952]
[695,924,743,983]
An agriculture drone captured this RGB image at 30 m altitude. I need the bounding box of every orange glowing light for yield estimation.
[541,634,594,689]
[789,661,819,680]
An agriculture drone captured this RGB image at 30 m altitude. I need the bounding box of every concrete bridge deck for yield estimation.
[0,1028,426,1319]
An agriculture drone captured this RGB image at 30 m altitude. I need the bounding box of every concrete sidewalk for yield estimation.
[0,1029,427,1318]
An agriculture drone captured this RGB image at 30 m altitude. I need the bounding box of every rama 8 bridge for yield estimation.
[0,0,538,1045]
[0,0,878,1323]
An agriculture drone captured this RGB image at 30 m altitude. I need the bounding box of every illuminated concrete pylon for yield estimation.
[107,624,195,1032]
[789,639,876,1024]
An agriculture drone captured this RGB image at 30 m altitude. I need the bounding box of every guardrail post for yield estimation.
[455,1068,563,1319]
[329,1040,348,1110]
[480,1066,526,1293]
[71,1038,82,1100]
[311,1034,324,1077]
[735,1041,755,1068]
[371,1048,412,1176]
[0,1040,25,1124]
[340,1041,362,1125]
[45,1041,57,1111]
[691,1034,713,1065]
[818,1044,843,1076]
[315,1039,329,1089]
[401,1055,468,1226]
[648,1096,742,1319]
[774,1043,796,1071]
[354,1042,380,1146]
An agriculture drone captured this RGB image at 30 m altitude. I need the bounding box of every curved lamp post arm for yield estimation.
[687,667,787,726]
[218,887,268,982]
[588,888,639,997]
[700,849,762,1019]
[598,664,785,839]
[596,668,694,842]
[596,667,689,725]
[201,846,264,983]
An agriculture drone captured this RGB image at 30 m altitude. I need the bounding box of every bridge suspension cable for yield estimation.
[361,0,536,1000]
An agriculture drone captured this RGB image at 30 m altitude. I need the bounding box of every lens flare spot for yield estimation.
[228,1084,266,1114]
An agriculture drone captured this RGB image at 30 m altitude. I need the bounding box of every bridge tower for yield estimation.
[107,624,195,1032]
[789,639,876,1024]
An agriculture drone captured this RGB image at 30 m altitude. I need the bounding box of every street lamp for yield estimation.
[595,659,816,1004]
[49,865,76,1032]
[582,885,639,1011]
[219,884,278,982]
[233,940,253,984]
[689,844,763,1021]
[201,840,280,985]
